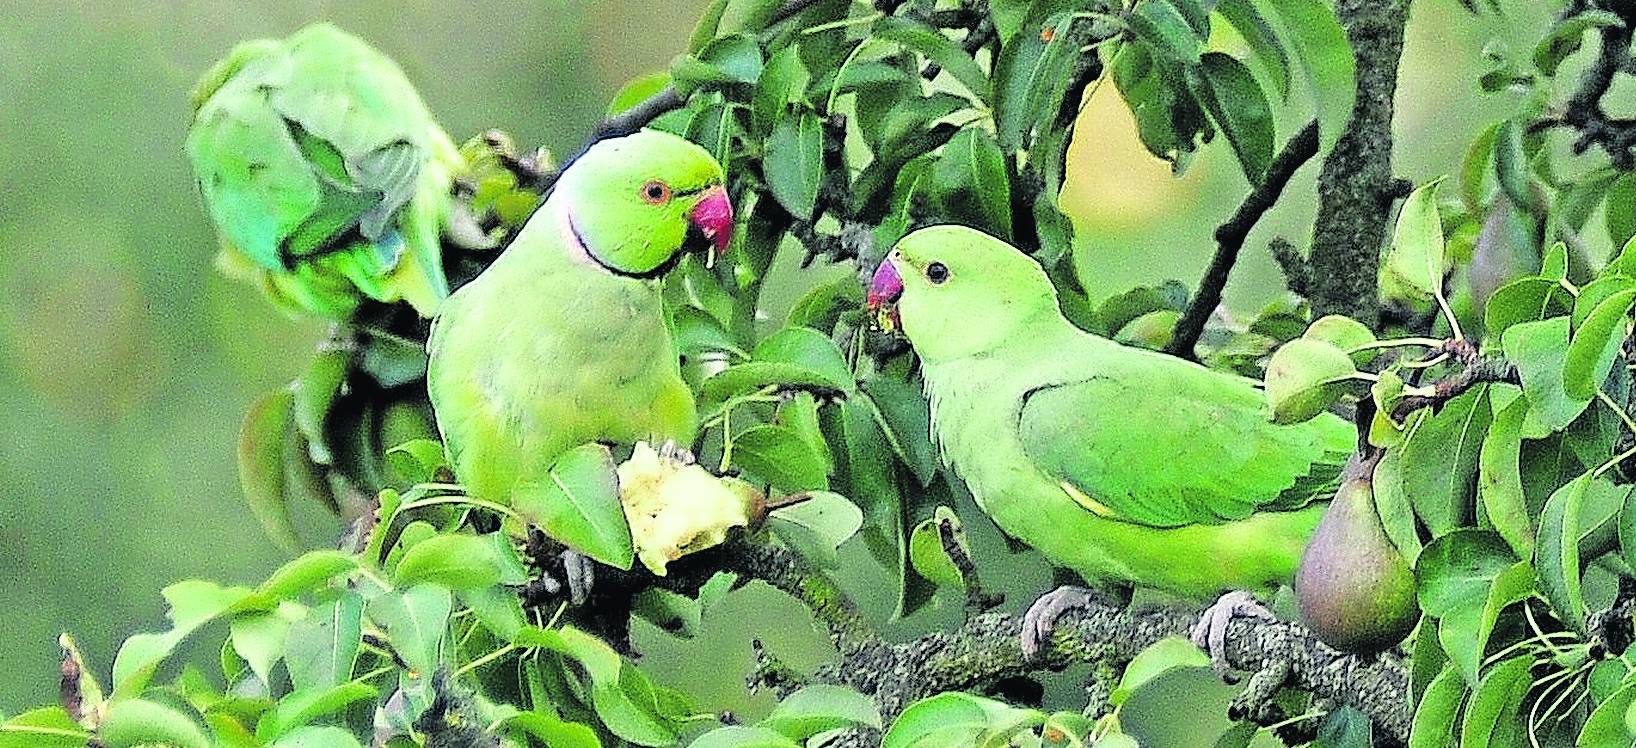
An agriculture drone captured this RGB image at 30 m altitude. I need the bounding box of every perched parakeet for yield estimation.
[867,226,1353,649]
[187,23,462,319]
[427,130,733,506]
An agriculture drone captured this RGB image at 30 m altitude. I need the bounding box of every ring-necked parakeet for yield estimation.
[867,225,1354,654]
[427,129,732,507]
[187,23,461,319]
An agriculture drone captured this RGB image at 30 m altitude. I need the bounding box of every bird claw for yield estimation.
[1190,590,1276,682]
[657,439,696,466]
[1021,586,1099,662]
[561,550,596,606]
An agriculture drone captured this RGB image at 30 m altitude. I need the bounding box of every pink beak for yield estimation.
[867,259,904,331]
[689,185,735,257]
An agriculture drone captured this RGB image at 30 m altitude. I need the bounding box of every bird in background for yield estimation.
[426,129,732,583]
[187,22,463,320]
[866,225,1354,662]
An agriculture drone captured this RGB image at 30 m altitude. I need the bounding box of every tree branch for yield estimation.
[1556,2,1636,170]
[1166,121,1321,360]
[1306,0,1411,323]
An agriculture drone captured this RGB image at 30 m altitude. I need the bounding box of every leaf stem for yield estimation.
[453,643,518,678]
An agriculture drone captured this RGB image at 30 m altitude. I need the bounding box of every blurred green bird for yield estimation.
[186,23,462,319]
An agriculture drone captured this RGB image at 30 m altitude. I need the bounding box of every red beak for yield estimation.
[689,185,734,257]
[867,259,904,332]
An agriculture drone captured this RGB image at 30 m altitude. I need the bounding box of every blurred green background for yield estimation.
[0,0,1565,731]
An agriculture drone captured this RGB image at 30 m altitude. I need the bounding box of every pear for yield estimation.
[1294,456,1418,652]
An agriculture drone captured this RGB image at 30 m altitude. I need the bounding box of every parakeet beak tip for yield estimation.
[689,185,734,258]
[867,259,904,332]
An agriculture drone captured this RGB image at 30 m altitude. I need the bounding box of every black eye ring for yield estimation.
[926,262,950,284]
[641,180,671,204]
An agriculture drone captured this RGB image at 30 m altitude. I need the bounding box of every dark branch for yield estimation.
[1557,3,1636,169]
[1391,353,1520,420]
[1166,121,1321,359]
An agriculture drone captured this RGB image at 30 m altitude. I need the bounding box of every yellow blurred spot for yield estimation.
[1058,82,1206,230]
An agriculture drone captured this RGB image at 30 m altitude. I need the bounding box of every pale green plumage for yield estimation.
[187,23,460,319]
[427,130,725,505]
[890,225,1352,600]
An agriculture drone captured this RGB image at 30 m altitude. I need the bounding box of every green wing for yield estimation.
[1017,358,1353,528]
[186,23,453,317]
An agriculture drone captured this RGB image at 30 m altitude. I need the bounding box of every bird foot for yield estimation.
[657,439,696,466]
[1190,590,1276,682]
[1022,586,1104,661]
[561,550,596,606]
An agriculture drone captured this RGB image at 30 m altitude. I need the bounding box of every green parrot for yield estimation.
[426,129,733,511]
[187,23,461,319]
[866,225,1354,659]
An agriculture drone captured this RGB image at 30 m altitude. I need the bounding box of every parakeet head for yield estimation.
[555,130,733,278]
[868,225,1059,362]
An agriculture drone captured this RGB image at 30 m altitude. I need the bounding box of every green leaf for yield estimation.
[1579,682,1636,746]
[837,397,908,612]
[1485,277,1572,339]
[1563,289,1636,401]
[1609,172,1636,251]
[1479,395,1533,560]
[908,506,968,592]
[1535,10,1624,76]
[759,684,881,741]
[1314,707,1371,748]
[255,682,376,742]
[1262,0,1354,152]
[993,3,1081,148]
[689,726,799,748]
[674,33,763,90]
[100,699,209,748]
[513,443,633,570]
[1571,275,1636,330]
[1401,386,1491,534]
[1263,337,1358,424]
[882,693,1044,748]
[764,109,823,219]
[1415,530,1529,682]
[1191,52,1274,183]
[1128,0,1205,64]
[1493,119,1542,217]
[1381,178,1448,303]
[753,46,811,135]
[231,609,291,685]
[1539,472,1592,632]
[701,326,855,401]
[607,72,673,117]
[1460,121,1501,211]
[268,726,365,748]
[1373,448,1421,563]
[1503,317,1591,434]
[239,388,303,554]
[932,127,1013,241]
[1459,656,1531,747]
[875,17,991,103]
[1214,0,1291,98]
[366,583,451,675]
[292,347,349,463]
[731,425,830,492]
[859,377,938,487]
[1620,485,1636,576]
[767,491,863,569]
[384,438,447,485]
[392,533,503,589]
[0,707,90,748]
[258,550,356,603]
[518,626,680,746]
[1408,665,1466,748]
[1111,636,1211,705]
[285,593,363,691]
[500,711,602,748]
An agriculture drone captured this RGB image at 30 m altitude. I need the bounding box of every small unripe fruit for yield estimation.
[1294,459,1418,652]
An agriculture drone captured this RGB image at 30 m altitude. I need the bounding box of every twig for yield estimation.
[1391,355,1519,420]
[1166,121,1321,360]
[1269,237,1311,297]
[1556,3,1636,169]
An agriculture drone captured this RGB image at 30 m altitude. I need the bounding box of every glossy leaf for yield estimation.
[284,593,363,691]
[701,326,855,401]
[1407,665,1465,748]
[1191,52,1274,183]
[732,425,830,492]
[1538,473,1591,632]
[1263,0,1354,152]
[766,490,863,569]
[512,443,633,570]
[875,17,990,102]
[255,682,376,742]
[100,699,209,748]
[764,109,824,219]
[1563,288,1636,401]
[1110,636,1210,705]
[392,533,503,589]
[1401,386,1490,534]
[239,388,303,554]
[366,583,451,676]
[1478,395,1532,560]
[759,684,881,741]
[933,127,1012,240]
[1380,178,1447,303]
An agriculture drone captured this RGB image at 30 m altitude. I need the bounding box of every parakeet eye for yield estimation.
[926,262,950,285]
[640,180,672,204]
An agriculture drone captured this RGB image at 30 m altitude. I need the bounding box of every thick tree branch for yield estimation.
[1166,121,1321,360]
[1306,0,1411,323]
